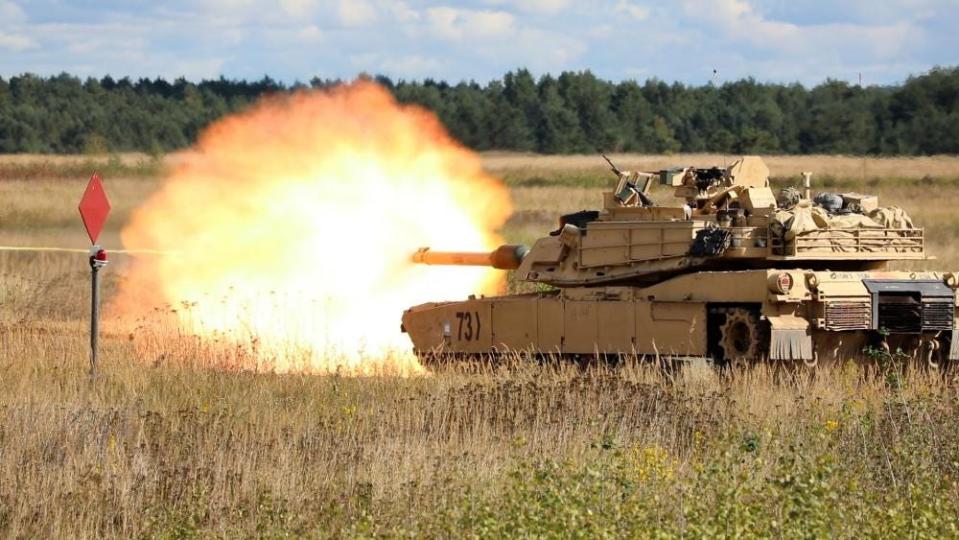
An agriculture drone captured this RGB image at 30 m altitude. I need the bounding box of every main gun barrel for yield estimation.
[411,245,529,270]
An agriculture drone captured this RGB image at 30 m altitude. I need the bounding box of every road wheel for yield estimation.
[718,308,765,364]
[924,338,945,371]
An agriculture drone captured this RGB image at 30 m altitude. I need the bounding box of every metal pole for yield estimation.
[90,258,99,376]
[88,247,107,377]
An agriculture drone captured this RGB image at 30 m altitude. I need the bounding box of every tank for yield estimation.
[401,156,958,367]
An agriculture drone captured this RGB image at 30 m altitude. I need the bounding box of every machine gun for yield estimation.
[603,154,654,207]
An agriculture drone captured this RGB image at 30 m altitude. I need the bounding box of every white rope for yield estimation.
[0,246,171,255]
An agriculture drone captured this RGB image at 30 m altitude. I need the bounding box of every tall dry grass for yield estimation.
[4,151,959,183]
[2,334,958,537]
[0,153,155,166]
[483,152,959,180]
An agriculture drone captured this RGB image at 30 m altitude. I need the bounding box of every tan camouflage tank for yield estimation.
[402,156,957,368]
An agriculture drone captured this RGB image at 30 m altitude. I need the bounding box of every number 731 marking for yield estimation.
[455,311,481,341]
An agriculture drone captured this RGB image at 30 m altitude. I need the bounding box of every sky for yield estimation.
[0,0,956,86]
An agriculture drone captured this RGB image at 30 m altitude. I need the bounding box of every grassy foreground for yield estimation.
[3,338,959,538]
[3,153,959,537]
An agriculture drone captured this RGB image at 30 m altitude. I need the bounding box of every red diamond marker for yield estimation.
[78,172,111,244]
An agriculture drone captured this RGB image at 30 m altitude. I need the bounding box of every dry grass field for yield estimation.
[485,152,959,189]
[2,153,959,537]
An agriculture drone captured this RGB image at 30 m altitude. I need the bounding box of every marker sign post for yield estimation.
[78,172,111,376]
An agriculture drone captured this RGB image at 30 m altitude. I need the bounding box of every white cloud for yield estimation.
[471,10,515,36]
[190,0,305,26]
[383,0,419,23]
[682,0,794,41]
[426,7,515,41]
[67,34,147,55]
[279,0,316,18]
[0,15,232,79]
[297,24,324,43]
[585,24,614,39]
[516,0,572,14]
[482,0,571,14]
[0,1,27,25]
[338,0,377,27]
[0,0,954,85]
[198,0,258,14]
[614,1,650,20]
[512,28,586,69]
[0,31,35,50]
[682,0,917,59]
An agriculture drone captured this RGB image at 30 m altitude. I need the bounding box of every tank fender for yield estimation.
[767,315,813,361]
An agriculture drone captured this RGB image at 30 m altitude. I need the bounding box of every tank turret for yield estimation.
[413,156,925,287]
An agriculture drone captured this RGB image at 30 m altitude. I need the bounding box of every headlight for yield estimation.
[769,272,794,294]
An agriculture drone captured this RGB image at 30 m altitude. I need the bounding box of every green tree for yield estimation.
[535,75,584,153]
[0,67,957,155]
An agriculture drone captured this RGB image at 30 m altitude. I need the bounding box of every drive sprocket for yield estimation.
[718,308,765,363]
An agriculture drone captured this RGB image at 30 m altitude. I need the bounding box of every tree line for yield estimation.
[0,67,956,155]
